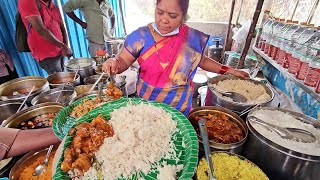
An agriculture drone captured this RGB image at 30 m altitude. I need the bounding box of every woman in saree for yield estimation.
[103,0,249,116]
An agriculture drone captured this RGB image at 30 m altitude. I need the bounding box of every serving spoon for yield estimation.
[33,145,54,176]
[248,116,316,143]
[198,119,216,180]
[211,87,247,103]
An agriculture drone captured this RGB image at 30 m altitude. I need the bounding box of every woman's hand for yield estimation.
[227,68,250,79]
[102,58,120,75]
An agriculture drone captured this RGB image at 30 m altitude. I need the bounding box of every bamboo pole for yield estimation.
[307,0,320,24]
[223,0,236,56]
[119,0,127,35]
[235,0,245,26]
[290,0,300,20]
[237,0,264,69]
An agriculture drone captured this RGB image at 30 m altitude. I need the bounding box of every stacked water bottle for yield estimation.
[257,18,320,94]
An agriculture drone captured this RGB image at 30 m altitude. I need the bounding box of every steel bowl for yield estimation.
[0,157,17,178]
[0,100,28,125]
[188,106,248,154]
[243,107,320,180]
[205,75,274,113]
[74,84,97,96]
[31,86,76,106]
[9,145,58,180]
[0,76,50,106]
[84,74,109,85]
[196,151,268,180]
[65,58,96,83]
[69,91,99,105]
[47,72,80,88]
[2,102,63,128]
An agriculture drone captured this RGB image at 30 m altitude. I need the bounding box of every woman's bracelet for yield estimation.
[219,65,230,75]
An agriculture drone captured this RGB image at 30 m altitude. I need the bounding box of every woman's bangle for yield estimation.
[219,65,230,75]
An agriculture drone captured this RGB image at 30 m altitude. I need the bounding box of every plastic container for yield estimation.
[271,38,279,60]
[284,21,300,40]
[296,55,311,80]
[304,58,320,87]
[316,78,320,94]
[288,51,302,74]
[283,42,295,68]
[297,25,317,45]
[267,38,274,57]
[277,39,286,64]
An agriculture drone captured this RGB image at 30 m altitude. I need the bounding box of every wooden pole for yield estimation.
[119,0,127,35]
[235,0,245,26]
[223,0,236,56]
[237,0,264,69]
[290,0,300,20]
[307,0,320,24]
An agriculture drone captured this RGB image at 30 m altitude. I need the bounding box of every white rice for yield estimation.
[211,79,271,104]
[251,110,320,156]
[82,103,182,180]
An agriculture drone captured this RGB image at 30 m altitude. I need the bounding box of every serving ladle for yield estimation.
[248,116,316,143]
[211,87,247,103]
[198,119,216,180]
[33,145,54,176]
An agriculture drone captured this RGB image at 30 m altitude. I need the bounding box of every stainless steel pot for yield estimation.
[243,107,320,180]
[84,74,109,85]
[0,100,27,125]
[31,86,76,106]
[188,106,248,155]
[106,37,125,56]
[47,72,80,88]
[205,75,274,113]
[65,58,96,83]
[192,74,208,98]
[2,102,63,128]
[0,76,50,106]
[9,144,59,180]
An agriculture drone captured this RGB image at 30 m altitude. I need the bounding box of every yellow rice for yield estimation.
[197,152,269,180]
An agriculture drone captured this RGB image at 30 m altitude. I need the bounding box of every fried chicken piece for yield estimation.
[104,83,122,99]
[71,154,92,175]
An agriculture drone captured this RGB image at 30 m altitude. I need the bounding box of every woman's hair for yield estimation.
[156,0,190,17]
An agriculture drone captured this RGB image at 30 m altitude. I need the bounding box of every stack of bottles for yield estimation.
[257,18,320,94]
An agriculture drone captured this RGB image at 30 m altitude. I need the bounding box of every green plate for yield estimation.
[52,95,115,140]
[52,98,199,180]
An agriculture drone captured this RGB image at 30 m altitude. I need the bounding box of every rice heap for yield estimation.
[251,110,320,156]
[211,79,271,104]
[82,104,182,180]
[197,152,268,180]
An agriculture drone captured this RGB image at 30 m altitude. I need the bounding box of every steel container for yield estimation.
[47,72,80,88]
[205,75,274,113]
[2,102,63,128]
[106,37,125,56]
[65,58,96,83]
[188,106,248,155]
[0,76,50,106]
[0,100,27,125]
[84,74,109,85]
[243,107,320,180]
[9,145,59,180]
[31,86,76,106]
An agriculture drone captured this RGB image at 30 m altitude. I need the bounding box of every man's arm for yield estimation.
[60,22,68,45]
[65,12,87,29]
[26,16,69,51]
[5,128,61,158]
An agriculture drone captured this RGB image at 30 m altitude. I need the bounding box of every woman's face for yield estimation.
[155,0,184,35]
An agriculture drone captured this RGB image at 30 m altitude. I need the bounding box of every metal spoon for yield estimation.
[33,145,54,176]
[248,116,316,143]
[73,65,80,81]
[97,82,103,98]
[16,86,35,113]
[198,119,216,180]
[211,87,247,103]
[89,72,106,92]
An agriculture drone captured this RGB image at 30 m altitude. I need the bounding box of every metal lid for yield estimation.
[65,58,95,70]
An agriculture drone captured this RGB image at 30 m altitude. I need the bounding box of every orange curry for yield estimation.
[195,113,244,144]
[61,114,114,175]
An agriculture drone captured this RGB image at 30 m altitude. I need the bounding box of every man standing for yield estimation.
[18,0,72,74]
[63,0,115,57]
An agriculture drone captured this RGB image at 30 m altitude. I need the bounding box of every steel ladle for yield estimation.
[33,145,54,176]
[211,87,247,103]
[248,115,316,143]
[198,119,216,180]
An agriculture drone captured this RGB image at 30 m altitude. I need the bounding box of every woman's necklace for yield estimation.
[152,28,177,69]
